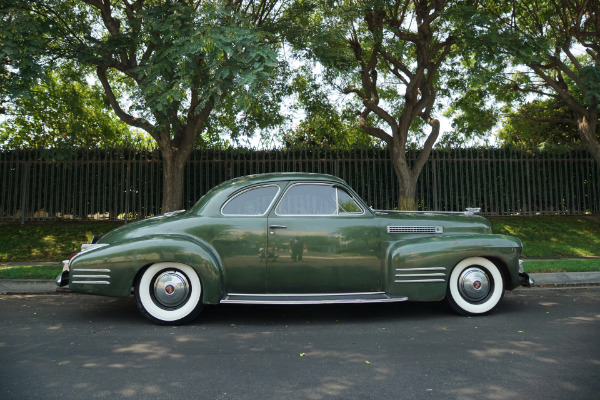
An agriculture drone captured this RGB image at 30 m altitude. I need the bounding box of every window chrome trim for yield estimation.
[220,184,281,216]
[274,183,365,217]
[335,187,364,215]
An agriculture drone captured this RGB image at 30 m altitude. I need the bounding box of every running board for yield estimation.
[221,292,408,305]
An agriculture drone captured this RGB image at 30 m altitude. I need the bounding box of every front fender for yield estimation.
[385,234,522,301]
[69,235,224,303]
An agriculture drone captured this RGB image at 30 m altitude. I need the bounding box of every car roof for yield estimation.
[223,172,347,187]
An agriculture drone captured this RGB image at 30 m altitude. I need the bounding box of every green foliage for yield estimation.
[282,112,379,148]
[0,66,151,149]
[497,99,590,150]
[0,0,283,143]
[450,0,599,149]
[125,2,279,127]
[281,67,378,148]
[282,1,462,150]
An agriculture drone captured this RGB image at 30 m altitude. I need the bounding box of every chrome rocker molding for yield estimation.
[221,292,409,304]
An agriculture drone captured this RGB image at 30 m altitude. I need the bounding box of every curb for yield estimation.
[1,272,600,294]
[0,279,60,294]
[529,272,600,286]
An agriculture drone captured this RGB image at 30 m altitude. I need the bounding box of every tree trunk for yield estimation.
[390,144,418,211]
[577,110,600,168]
[160,147,191,213]
[397,185,417,210]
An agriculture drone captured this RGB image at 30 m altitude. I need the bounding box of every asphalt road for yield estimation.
[1,288,599,400]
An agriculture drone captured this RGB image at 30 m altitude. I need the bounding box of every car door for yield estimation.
[266,183,381,294]
[209,184,281,293]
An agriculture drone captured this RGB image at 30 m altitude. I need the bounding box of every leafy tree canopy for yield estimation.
[1,0,287,211]
[281,0,462,209]
[0,64,151,149]
[280,67,379,148]
[497,98,589,150]
[453,0,600,164]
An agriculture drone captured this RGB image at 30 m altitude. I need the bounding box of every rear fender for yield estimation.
[69,235,224,303]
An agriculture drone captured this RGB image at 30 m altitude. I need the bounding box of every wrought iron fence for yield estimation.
[1,147,598,222]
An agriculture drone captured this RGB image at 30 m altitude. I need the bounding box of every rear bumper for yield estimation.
[56,260,70,287]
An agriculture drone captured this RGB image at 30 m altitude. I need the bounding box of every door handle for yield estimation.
[269,225,287,229]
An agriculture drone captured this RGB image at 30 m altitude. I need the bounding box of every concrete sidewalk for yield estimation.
[1,272,600,294]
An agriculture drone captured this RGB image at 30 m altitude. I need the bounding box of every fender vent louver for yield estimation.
[387,226,443,234]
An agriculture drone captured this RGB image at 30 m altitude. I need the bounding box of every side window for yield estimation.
[276,184,337,215]
[222,185,279,216]
[337,188,363,214]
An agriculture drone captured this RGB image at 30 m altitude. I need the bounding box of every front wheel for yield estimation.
[446,257,504,316]
[135,262,204,325]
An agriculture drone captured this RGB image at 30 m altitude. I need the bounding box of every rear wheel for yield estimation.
[135,262,203,325]
[446,257,504,316]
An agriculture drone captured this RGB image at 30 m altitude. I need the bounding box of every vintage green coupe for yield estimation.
[57,173,532,324]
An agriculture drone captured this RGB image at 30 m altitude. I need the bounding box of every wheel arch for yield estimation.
[130,236,225,304]
[482,256,514,290]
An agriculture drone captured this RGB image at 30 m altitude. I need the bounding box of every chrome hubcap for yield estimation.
[152,270,190,309]
[458,267,491,302]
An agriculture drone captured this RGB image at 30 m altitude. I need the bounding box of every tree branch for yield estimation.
[96,66,155,135]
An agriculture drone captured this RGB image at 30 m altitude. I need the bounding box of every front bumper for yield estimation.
[56,259,70,287]
[519,272,534,287]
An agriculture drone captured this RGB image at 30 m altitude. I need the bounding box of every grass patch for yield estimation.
[489,215,600,258]
[523,259,600,273]
[0,221,124,262]
[0,265,62,280]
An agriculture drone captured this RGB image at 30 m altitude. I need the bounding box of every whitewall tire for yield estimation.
[135,262,203,324]
[446,257,504,316]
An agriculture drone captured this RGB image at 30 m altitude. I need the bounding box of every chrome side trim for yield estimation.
[72,275,110,279]
[395,267,447,283]
[396,267,446,272]
[73,268,110,273]
[79,243,109,253]
[387,226,443,234]
[376,209,480,216]
[395,273,445,278]
[71,268,111,285]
